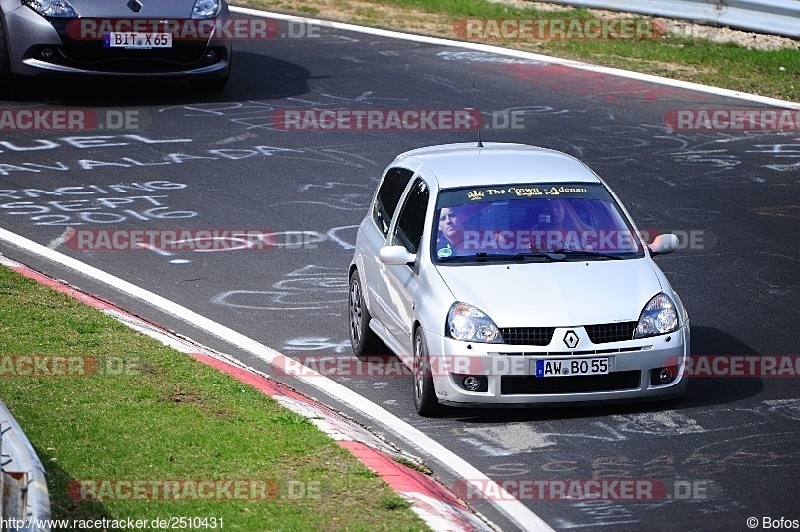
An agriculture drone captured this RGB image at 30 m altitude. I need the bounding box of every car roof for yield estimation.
[395,142,603,190]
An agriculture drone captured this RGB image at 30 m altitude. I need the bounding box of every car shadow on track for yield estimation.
[27,445,111,523]
[444,326,764,424]
[2,52,317,106]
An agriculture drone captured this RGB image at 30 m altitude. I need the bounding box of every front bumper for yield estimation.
[5,7,231,78]
[427,323,689,406]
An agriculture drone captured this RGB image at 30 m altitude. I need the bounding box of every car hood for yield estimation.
[435,259,662,327]
[69,0,204,18]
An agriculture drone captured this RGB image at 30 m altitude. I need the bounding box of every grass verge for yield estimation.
[0,265,427,530]
[234,0,799,102]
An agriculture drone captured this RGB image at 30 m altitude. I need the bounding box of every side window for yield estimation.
[392,179,429,255]
[373,167,414,236]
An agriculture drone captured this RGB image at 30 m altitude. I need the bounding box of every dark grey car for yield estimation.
[0,0,232,97]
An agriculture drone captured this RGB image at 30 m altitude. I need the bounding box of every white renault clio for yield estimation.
[349,143,689,416]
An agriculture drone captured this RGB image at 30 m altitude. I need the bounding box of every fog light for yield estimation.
[205,49,216,60]
[460,375,487,392]
[463,376,481,391]
[651,366,677,385]
[40,48,53,59]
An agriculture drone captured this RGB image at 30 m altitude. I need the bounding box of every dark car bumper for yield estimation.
[5,6,231,78]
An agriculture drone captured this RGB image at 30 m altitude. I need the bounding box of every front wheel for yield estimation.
[0,15,20,100]
[194,75,229,93]
[413,328,443,417]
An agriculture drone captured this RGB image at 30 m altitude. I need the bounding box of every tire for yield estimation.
[0,13,20,100]
[661,388,686,408]
[194,50,231,93]
[348,270,383,357]
[413,327,443,417]
[194,74,228,93]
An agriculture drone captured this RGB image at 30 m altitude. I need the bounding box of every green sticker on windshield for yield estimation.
[438,246,453,259]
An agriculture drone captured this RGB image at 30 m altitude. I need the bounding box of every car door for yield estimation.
[361,167,414,325]
[381,177,430,354]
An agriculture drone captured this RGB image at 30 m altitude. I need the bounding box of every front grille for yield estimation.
[498,347,644,357]
[61,44,206,64]
[584,321,637,344]
[52,44,224,73]
[500,327,555,346]
[501,370,641,395]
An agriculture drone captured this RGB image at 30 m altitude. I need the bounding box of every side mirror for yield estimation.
[648,233,679,256]
[379,246,416,265]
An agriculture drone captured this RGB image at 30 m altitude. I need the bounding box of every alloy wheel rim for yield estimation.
[349,281,362,346]
[414,333,423,403]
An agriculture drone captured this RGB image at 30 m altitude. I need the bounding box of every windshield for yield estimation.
[432,183,645,263]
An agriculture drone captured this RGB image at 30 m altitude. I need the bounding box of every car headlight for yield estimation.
[673,289,688,324]
[446,302,504,343]
[192,0,221,19]
[634,293,679,339]
[23,0,77,18]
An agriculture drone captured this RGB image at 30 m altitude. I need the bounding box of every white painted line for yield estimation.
[136,242,173,256]
[47,227,74,250]
[230,5,800,109]
[0,227,553,532]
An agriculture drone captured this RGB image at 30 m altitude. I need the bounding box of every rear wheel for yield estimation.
[0,15,20,100]
[348,270,382,357]
[413,328,443,417]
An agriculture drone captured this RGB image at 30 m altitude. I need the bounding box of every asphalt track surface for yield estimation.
[1,14,799,531]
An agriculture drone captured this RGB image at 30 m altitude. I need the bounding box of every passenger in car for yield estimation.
[533,199,592,231]
[529,199,593,251]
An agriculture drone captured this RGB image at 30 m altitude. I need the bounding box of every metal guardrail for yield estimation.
[538,0,800,38]
[1,401,51,532]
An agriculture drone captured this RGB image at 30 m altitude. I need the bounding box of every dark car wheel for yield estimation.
[194,51,231,93]
[413,328,443,417]
[0,15,20,100]
[194,74,229,93]
[348,270,383,357]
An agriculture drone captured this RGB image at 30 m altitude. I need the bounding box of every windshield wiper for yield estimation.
[441,249,623,263]
[470,251,566,263]
[551,249,627,260]
[521,250,567,262]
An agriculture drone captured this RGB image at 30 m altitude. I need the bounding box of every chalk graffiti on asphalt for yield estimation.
[212,264,348,311]
[0,135,381,176]
[0,181,196,226]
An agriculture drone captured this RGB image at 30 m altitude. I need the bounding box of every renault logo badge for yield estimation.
[563,330,579,349]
